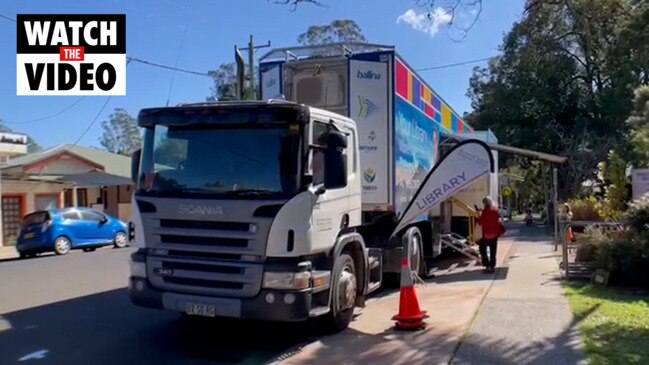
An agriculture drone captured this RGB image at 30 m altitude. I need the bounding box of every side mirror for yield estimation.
[324,131,348,190]
[131,149,141,184]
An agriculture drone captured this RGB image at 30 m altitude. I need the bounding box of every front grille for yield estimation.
[137,199,277,298]
[168,250,242,261]
[162,277,245,290]
[160,219,250,232]
[160,234,248,247]
[162,261,242,275]
[147,256,263,298]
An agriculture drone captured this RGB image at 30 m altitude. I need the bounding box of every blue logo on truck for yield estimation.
[357,95,379,118]
[363,168,376,183]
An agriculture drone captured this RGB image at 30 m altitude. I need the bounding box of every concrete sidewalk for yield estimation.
[273,242,515,365]
[452,226,586,364]
[0,246,18,261]
[274,224,585,365]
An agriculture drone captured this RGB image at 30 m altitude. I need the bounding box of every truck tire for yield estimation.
[407,227,425,277]
[323,252,357,333]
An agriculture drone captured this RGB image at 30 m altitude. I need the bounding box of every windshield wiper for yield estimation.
[221,188,275,196]
[142,188,211,196]
[141,187,278,197]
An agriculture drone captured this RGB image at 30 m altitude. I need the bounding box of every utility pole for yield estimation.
[236,35,271,100]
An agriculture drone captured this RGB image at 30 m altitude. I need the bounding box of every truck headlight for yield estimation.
[263,272,311,290]
[130,260,146,278]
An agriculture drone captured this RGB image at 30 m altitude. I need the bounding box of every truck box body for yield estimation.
[259,45,480,219]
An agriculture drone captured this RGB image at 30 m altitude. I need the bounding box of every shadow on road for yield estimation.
[0,288,316,365]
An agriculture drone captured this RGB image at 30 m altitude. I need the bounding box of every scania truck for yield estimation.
[128,43,497,331]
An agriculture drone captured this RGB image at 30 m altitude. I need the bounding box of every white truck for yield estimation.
[128,43,497,332]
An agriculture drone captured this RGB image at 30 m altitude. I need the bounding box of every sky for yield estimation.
[0,0,526,150]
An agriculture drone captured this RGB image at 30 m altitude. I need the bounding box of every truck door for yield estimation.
[309,119,357,253]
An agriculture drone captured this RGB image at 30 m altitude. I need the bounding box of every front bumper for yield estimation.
[128,277,312,322]
[128,250,329,322]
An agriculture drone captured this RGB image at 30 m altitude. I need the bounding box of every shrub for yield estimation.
[625,194,649,233]
[574,225,607,262]
[568,196,605,221]
[579,225,649,288]
[596,233,649,288]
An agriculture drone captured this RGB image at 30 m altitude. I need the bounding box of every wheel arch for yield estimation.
[331,232,368,299]
[54,234,73,246]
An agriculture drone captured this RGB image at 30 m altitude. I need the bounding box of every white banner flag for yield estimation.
[391,140,494,237]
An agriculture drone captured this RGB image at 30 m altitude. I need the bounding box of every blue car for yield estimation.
[16,207,129,258]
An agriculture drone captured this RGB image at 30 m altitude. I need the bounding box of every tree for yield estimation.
[206,62,258,102]
[466,0,647,200]
[627,86,649,166]
[297,20,367,45]
[207,20,368,101]
[99,108,142,156]
[598,150,630,220]
[207,63,237,101]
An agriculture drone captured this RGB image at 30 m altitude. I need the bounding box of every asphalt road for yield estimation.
[0,248,317,365]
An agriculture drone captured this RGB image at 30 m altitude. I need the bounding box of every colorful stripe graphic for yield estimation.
[395,58,473,134]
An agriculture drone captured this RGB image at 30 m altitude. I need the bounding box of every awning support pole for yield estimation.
[553,166,559,250]
[72,186,78,207]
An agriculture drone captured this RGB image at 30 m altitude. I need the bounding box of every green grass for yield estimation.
[564,282,649,364]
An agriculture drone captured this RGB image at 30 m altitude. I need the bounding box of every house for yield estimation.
[0,144,134,246]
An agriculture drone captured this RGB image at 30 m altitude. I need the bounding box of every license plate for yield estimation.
[185,303,216,317]
[24,233,34,239]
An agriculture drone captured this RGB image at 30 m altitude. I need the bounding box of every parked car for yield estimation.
[16,207,128,258]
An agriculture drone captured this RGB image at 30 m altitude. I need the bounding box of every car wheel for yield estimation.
[113,231,128,248]
[19,252,29,259]
[54,237,72,255]
[83,247,96,252]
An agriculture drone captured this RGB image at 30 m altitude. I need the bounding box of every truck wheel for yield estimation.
[407,228,425,277]
[323,253,357,333]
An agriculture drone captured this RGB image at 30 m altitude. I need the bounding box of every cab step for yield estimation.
[366,248,383,294]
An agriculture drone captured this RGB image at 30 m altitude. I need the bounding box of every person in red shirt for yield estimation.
[477,196,504,273]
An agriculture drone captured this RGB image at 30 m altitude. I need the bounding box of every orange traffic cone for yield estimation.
[392,257,428,330]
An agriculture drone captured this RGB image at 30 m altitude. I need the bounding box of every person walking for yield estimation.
[477,196,504,273]
[561,203,575,243]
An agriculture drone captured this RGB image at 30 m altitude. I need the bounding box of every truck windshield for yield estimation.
[137,123,302,199]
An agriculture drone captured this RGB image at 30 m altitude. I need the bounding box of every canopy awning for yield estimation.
[57,171,133,187]
[443,135,568,164]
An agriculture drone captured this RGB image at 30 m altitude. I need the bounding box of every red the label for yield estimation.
[59,46,85,61]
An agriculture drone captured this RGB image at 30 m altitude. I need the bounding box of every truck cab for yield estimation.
[128,100,378,331]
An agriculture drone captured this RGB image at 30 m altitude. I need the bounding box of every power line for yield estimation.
[4,13,492,78]
[67,96,112,151]
[0,14,16,22]
[2,13,209,78]
[166,26,189,106]
[66,59,132,151]
[417,57,495,71]
[3,97,86,125]
[127,56,210,77]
